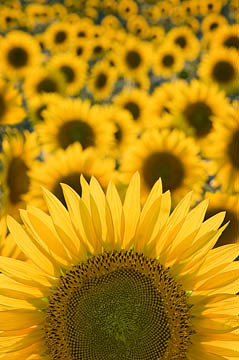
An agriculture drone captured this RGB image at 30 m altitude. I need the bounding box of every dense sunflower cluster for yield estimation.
[0,1,238,359]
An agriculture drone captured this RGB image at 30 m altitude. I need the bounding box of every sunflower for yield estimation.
[183,16,200,33]
[1,172,239,359]
[25,3,54,29]
[0,78,26,125]
[205,107,239,194]
[27,93,62,125]
[101,15,122,30]
[44,21,74,53]
[37,98,115,153]
[171,79,232,147]
[73,38,92,61]
[72,17,95,39]
[48,52,87,96]
[104,105,138,156]
[166,26,200,61]
[148,25,165,44]
[211,24,239,52]
[0,6,24,31]
[0,30,42,79]
[152,43,184,78]
[117,0,138,19]
[88,60,117,101]
[120,129,206,206]
[23,66,66,100]
[127,15,150,39]
[204,192,239,247]
[0,131,39,220]
[90,37,111,60]
[24,142,115,211]
[201,13,227,43]
[198,0,224,15]
[198,48,239,93]
[51,3,68,19]
[116,36,152,79]
[113,88,151,130]
[148,87,175,130]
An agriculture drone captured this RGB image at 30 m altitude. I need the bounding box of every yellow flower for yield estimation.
[0,30,42,79]
[24,142,115,211]
[37,98,115,153]
[120,129,207,206]
[71,17,95,40]
[166,26,200,61]
[171,79,232,148]
[25,3,54,29]
[0,130,39,220]
[0,6,25,31]
[117,0,138,19]
[0,78,26,125]
[113,88,151,130]
[0,216,25,260]
[201,13,227,41]
[152,43,184,78]
[48,52,87,96]
[204,192,239,247]
[206,107,239,194]
[211,24,239,52]
[88,60,117,100]
[44,21,74,53]
[27,93,62,125]
[198,48,239,94]
[127,15,150,39]
[1,173,239,359]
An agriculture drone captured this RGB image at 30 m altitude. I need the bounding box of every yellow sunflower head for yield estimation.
[1,173,239,359]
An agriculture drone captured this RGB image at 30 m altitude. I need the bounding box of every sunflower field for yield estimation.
[0,0,239,359]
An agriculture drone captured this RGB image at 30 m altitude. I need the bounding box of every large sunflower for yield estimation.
[0,78,26,125]
[120,129,207,206]
[0,30,42,79]
[205,107,239,193]
[1,173,239,359]
[0,131,39,220]
[37,98,115,153]
[24,142,115,211]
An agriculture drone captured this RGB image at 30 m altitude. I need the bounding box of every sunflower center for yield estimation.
[124,101,140,120]
[183,101,213,138]
[0,95,6,118]
[209,22,218,30]
[7,46,28,68]
[60,65,75,83]
[6,157,29,204]
[212,61,235,83]
[95,72,107,89]
[58,119,95,150]
[227,129,239,169]
[125,50,142,69]
[55,31,67,44]
[52,172,91,207]
[175,36,187,49]
[205,208,239,247]
[224,36,239,50]
[142,151,184,191]
[37,77,58,93]
[162,54,174,67]
[45,250,192,360]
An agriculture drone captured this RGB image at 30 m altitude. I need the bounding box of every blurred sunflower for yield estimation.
[211,24,239,52]
[24,142,115,211]
[167,26,200,61]
[199,0,224,16]
[204,192,239,247]
[90,37,110,60]
[114,88,151,130]
[117,0,138,19]
[120,129,206,205]
[0,131,39,220]
[37,98,115,153]
[72,17,95,39]
[1,173,239,359]
[206,107,239,193]
[0,78,26,125]
[48,52,87,96]
[0,30,42,79]
[116,36,151,79]
[73,38,92,61]
[23,66,66,100]
[198,48,239,93]
[44,21,73,53]
[88,60,117,101]
[171,79,232,147]
[27,93,62,125]
[201,13,227,43]
[0,6,24,31]
[127,15,150,39]
[152,43,184,78]
[25,3,54,29]
[104,105,138,156]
